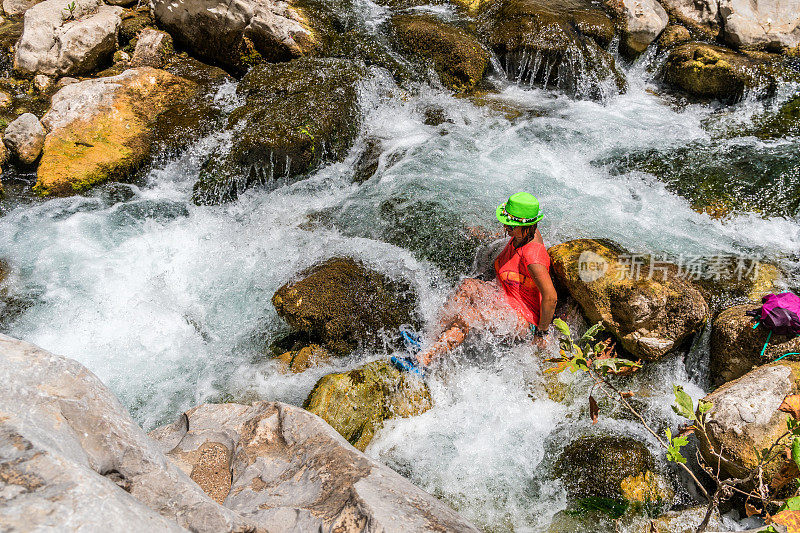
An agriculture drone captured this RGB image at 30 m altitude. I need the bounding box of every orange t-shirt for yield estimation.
[494,239,551,326]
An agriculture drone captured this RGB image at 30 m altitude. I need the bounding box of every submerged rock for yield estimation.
[150,401,475,531]
[152,0,317,74]
[304,359,433,450]
[35,67,198,196]
[549,239,709,360]
[0,334,249,532]
[700,361,800,482]
[276,343,331,373]
[272,257,419,355]
[555,434,661,500]
[390,14,488,93]
[477,0,625,99]
[3,112,44,164]
[193,57,362,205]
[13,0,122,77]
[710,304,800,386]
[646,506,723,532]
[662,42,795,102]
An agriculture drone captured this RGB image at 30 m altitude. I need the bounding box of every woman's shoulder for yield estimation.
[521,240,550,263]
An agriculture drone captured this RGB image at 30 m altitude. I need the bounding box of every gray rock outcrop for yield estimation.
[719,0,800,49]
[150,401,479,532]
[658,0,720,38]
[608,0,668,55]
[2,0,40,16]
[151,0,317,73]
[4,112,45,164]
[130,28,173,68]
[13,0,122,77]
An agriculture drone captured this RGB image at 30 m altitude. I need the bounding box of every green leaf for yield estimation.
[792,437,800,471]
[698,400,713,414]
[580,323,604,343]
[553,318,571,338]
[781,495,800,512]
[672,385,696,421]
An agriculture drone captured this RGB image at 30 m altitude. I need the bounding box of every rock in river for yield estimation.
[152,0,317,74]
[3,112,44,164]
[710,304,800,386]
[35,67,198,196]
[304,359,433,450]
[604,0,668,56]
[719,0,800,50]
[272,257,419,355]
[549,239,709,361]
[13,0,122,77]
[390,14,488,93]
[193,57,363,205]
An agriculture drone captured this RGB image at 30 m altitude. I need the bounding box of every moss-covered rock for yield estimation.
[749,94,800,140]
[700,361,800,483]
[303,359,432,450]
[272,257,419,355]
[710,304,800,386]
[119,5,154,50]
[192,57,362,205]
[477,0,625,99]
[390,14,488,93]
[555,434,655,500]
[662,42,798,102]
[34,68,198,196]
[276,344,331,373]
[548,239,709,360]
[656,24,691,50]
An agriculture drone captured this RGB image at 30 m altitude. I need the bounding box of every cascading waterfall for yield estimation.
[0,2,799,531]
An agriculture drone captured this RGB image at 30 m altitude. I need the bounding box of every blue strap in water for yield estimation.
[774,352,800,362]
[760,330,773,358]
[752,321,760,329]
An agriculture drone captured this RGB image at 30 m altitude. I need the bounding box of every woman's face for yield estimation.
[504,224,525,239]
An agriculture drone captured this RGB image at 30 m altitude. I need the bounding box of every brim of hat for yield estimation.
[495,204,543,226]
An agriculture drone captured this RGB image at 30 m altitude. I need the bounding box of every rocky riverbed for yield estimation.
[0,0,799,530]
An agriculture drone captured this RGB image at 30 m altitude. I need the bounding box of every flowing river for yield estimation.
[1,6,799,531]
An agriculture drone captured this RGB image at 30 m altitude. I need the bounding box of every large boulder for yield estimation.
[658,0,720,39]
[149,401,477,532]
[130,28,173,68]
[477,0,625,100]
[710,304,800,386]
[3,0,40,16]
[0,334,251,532]
[13,0,122,77]
[34,67,198,196]
[604,0,668,55]
[554,434,664,500]
[719,0,800,50]
[151,0,317,74]
[303,360,433,450]
[548,239,709,360]
[662,42,794,102]
[272,257,419,355]
[390,14,488,93]
[700,361,800,482]
[3,112,44,164]
[192,57,362,205]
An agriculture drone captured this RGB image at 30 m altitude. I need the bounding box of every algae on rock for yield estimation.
[304,359,433,450]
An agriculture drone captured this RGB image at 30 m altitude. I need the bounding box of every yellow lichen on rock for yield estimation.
[35,68,198,196]
[620,470,674,505]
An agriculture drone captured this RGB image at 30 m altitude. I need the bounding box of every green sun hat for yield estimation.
[496,192,543,226]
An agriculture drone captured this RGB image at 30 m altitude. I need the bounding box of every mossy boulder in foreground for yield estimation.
[35,67,198,196]
[192,57,363,205]
[549,239,709,360]
[304,359,433,450]
[272,257,419,355]
[390,14,488,93]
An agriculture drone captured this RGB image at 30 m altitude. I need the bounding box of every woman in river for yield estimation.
[393,192,558,372]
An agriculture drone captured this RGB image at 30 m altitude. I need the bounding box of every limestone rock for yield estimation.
[662,42,793,102]
[644,506,723,532]
[0,334,252,532]
[0,89,11,110]
[605,0,668,55]
[32,73,50,91]
[131,28,173,68]
[2,0,40,16]
[152,0,317,74]
[192,57,362,205]
[0,134,8,166]
[150,401,476,532]
[4,112,44,164]
[35,67,198,196]
[555,434,660,500]
[719,0,800,50]
[709,304,800,386]
[119,5,153,47]
[14,0,123,77]
[700,361,800,481]
[272,257,419,355]
[303,360,433,450]
[549,239,709,360]
[477,0,625,100]
[658,0,720,39]
[390,14,488,93]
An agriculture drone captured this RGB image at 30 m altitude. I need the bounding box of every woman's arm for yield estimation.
[528,263,557,331]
